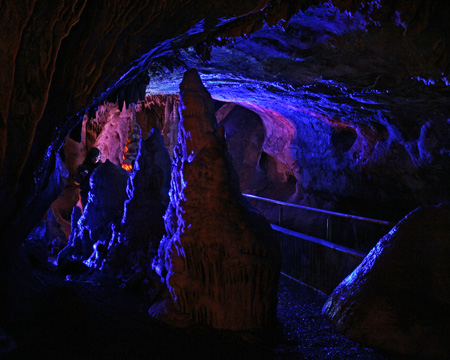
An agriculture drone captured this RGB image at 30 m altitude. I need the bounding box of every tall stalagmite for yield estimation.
[152,69,281,331]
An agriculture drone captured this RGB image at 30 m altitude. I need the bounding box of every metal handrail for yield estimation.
[243,193,394,227]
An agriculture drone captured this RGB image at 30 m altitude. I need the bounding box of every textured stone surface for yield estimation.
[92,103,133,167]
[216,103,267,193]
[139,95,181,157]
[57,206,83,272]
[152,69,281,331]
[146,1,450,221]
[322,203,450,359]
[76,160,130,258]
[106,128,171,284]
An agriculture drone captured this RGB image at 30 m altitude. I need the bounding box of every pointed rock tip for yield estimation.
[180,68,206,91]
[146,127,163,143]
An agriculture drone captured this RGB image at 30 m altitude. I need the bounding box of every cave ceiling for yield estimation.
[146,1,450,156]
[144,1,450,212]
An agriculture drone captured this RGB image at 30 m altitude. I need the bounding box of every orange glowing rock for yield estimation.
[122,163,133,172]
[121,139,132,172]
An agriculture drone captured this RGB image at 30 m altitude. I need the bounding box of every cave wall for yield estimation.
[79,89,448,248]
[1,0,298,254]
[3,0,449,256]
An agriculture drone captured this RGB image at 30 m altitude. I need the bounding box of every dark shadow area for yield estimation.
[4,268,394,360]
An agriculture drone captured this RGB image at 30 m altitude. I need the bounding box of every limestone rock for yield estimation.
[22,221,48,268]
[152,69,281,331]
[45,209,68,251]
[77,160,129,257]
[141,95,181,157]
[92,103,133,167]
[108,128,171,284]
[121,128,171,230]
[322,203,450,359]
[57,206,83,271]
[216,104,266,193]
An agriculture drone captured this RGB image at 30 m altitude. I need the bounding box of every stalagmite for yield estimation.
[107,128,171,285]
[69,160,130,264]
[151,69,281,331]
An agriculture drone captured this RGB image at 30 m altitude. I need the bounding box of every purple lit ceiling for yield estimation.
[146,2,450,214]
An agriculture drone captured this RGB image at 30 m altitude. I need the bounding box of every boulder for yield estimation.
[322,203,450,359]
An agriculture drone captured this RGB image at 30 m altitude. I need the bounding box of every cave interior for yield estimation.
[1,0,450,359]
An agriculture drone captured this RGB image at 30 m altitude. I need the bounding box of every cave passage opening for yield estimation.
[38,84,393,288]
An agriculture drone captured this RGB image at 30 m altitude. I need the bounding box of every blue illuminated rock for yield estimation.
[151,69,281,331]
[77,160,130,257]
[57,206,83,271]
[120,128,171,237]
[322,203,450,359]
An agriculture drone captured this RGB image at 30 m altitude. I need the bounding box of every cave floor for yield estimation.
[4,268,399,360]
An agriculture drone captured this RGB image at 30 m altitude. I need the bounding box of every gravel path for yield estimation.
[275,274,394,359]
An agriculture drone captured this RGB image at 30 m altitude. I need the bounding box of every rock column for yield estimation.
[152,69,281,331]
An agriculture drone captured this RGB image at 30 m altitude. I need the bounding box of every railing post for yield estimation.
[279,205,283,227]
[326,217,331,242]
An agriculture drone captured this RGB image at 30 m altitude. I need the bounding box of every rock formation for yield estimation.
[66,160,130,264]
[1,0,450,348]
[3,1,286,280]
[22,221,48,268]
[106,128,171,285]
[322,203,450,359]
[121,115,142,172]
[151,69,281,331]
[91,103,133,167]
[215,103,266,193]
[145,2,450,221]
[57,206,83,272]
[140,95,181,157]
